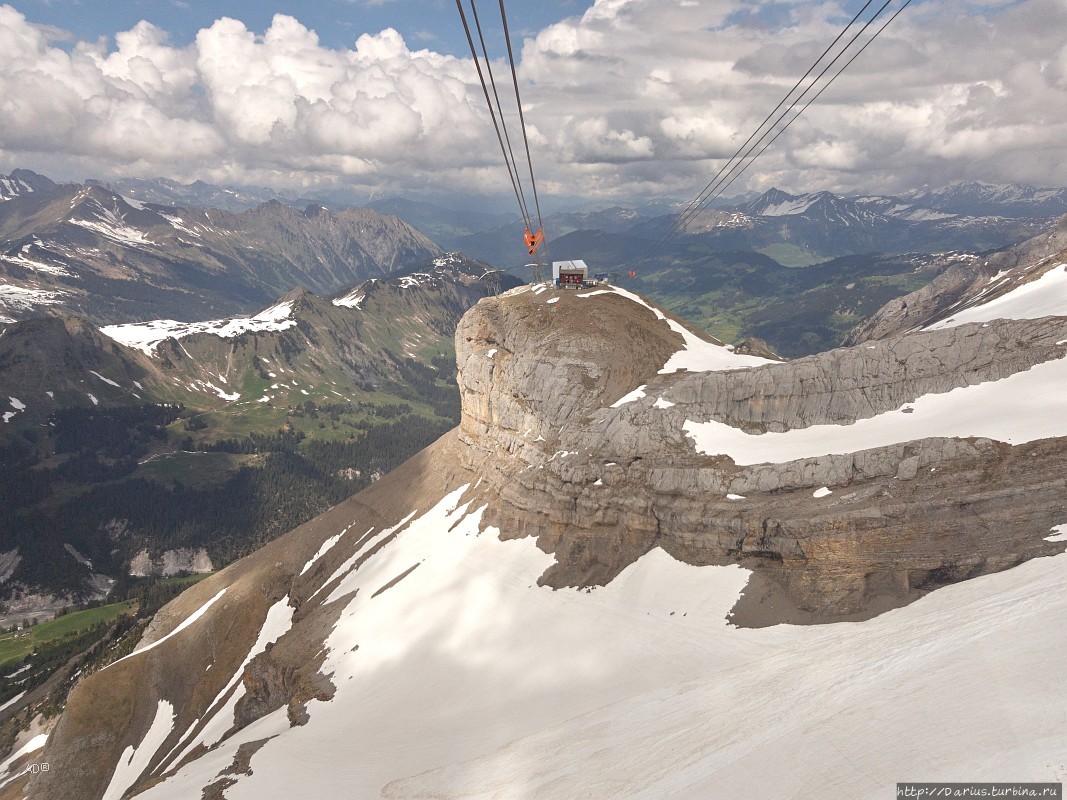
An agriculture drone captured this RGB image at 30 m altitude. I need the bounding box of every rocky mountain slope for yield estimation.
[8,245,1067,798]
[0,255,509,607]
[0,171,442,324]
[845,212,1067,343]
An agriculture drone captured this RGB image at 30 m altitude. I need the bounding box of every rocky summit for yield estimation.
[6,257,1067,798]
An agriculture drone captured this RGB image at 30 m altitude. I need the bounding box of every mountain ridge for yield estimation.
[0,174,443,324]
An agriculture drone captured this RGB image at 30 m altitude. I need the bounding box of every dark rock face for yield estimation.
[455,286,1067,623]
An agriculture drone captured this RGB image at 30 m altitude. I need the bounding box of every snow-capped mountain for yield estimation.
[740,183,1067,224]
[98,176,303,214]
[736,186,1024,227]
[609,185,1052,267]
[11,238,1067,798]
[0,170,56,203]
[903,180,1067,218]
[0,172,443,324]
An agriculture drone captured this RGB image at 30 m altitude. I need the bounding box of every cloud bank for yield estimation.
[1,0,1065,201]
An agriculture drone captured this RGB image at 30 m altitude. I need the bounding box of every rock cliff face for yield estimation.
[456,285,1067,622]
[128,548,214,577]
[10,274,1067,800]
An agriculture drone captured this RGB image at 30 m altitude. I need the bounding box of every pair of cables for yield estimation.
[455,0,548,260]
[638,0,913,268]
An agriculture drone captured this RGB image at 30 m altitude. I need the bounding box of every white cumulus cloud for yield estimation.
[0,0,1065,201]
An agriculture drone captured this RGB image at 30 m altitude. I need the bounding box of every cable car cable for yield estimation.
[498,0,549,263]
[637,0,906,267]
[667,0,900,232]
[657,0,896,251]
[703,0,914,209]
[653,0,879,250]
[455,0,532,232]
[469,0,533,228]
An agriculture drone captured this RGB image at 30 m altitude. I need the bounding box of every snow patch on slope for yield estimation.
[758,195,819,216]
[608,286,772,373]
[926,264,1067,329]
[3,396,25,424]
[332,290,366,309]
[101,302,297,356]
[71,202,151,247]
[102,700,175,800]
[88,370,121,388]
[300,527,349,576]
[1,243,71,276]
[611,384,647,408]
[0,732,47,791]
[0,283,65,316]
[105,589,226,670]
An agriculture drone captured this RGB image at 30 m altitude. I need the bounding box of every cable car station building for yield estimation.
[552,260,589,288]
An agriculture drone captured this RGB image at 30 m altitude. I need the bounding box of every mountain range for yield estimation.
[0,172,442,324]
[443,182,1065,270]
[6,167,1067,359]
[5,210,1065,798]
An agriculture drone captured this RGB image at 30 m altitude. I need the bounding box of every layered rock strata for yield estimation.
[456,286,1067,622]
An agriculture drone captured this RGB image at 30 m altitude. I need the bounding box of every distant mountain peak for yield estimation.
[0,168,56,201]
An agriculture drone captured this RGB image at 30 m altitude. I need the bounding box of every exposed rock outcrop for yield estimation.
[129,548,214,577]
[455,286,1067,622]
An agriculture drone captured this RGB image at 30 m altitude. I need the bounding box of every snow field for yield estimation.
[927,264,1067,330]
[101,301,297,356]
[137,481,1067,800]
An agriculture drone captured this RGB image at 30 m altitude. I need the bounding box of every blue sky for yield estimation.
[2,0,1065,204]
[16,0,593,56]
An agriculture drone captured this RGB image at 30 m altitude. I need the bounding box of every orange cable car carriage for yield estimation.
[524,226,545,255]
